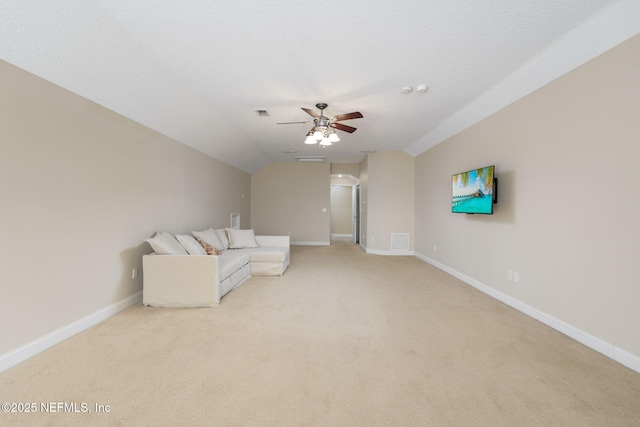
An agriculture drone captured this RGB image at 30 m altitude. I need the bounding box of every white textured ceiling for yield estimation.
[2,1,639,173]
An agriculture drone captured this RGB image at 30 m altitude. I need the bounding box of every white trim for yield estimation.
[614,348,640,374]
[331,234,352,238]
[414,252,640,374]
[367,248,415,256]
[230,213,240,229]
[0,291,142,373]
[291,241,330,246]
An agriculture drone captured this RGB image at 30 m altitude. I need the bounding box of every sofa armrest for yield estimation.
[143,254,220,307]
[256,235,290,248]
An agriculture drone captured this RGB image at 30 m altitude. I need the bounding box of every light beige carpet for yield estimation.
[2,242,640,426]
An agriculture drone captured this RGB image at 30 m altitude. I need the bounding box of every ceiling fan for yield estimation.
[277,103,363,146]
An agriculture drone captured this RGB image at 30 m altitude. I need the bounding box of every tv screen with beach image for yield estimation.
[452,165,495,214]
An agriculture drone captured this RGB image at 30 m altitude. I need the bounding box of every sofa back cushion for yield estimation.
[176,234,207,255]
[226,228,259,249]
[192,228,225,251]
[145,231,188,255]
[215,229,230,249]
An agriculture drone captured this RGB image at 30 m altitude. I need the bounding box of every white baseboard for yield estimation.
[366,248,415,256]
[331,234,352,238]
[414,252,640,375]
[0,291,142,373]
[359,242,414,256]
[291,241,330,246]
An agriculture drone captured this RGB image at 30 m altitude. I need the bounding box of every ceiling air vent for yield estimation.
[295,156,325,162]
[254,109,270,117]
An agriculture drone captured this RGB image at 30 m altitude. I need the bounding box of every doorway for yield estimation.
[330,174,360,244]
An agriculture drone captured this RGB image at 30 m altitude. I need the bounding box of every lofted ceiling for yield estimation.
[1,1,639,173]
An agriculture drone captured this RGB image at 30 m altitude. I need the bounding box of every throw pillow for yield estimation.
[176,234,207,255]
[191,228,225,251]
[214,229,230,249]
[226,228,259,249]
[196,238,221,256]
[145,231,188,255]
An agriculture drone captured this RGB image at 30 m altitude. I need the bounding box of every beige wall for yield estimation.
[361,151,415,253]
[330,163,360,178]
[4,31,638,372]
[0,60,250,357]
[250,162,331,244]
[414,34,640,357]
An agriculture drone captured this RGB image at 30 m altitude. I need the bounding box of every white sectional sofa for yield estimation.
[142,229,289,308]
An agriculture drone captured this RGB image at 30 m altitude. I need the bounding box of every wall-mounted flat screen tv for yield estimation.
[452,165,497,214]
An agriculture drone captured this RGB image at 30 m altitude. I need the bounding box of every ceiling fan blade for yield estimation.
[331,122,357,133]
[332,111,363,121]
[276,121,312,125]
[302,107,320,118]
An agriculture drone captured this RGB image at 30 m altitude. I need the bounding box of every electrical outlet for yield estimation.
[507,270,513,280]
[434,244,437,251]
[132,268,138,279]
[513,272,520,283]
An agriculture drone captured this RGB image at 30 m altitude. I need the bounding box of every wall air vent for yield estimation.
[391,233,409,252]
[255,109,270,117]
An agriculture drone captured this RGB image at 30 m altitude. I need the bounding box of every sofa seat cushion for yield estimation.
[251,247,288,263]
[218,250,250,280]
[231,247,288,263]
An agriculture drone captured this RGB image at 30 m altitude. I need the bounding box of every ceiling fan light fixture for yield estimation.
[281,103,362,148]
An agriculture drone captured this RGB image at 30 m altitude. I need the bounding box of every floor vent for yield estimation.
[391,233,409,252]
